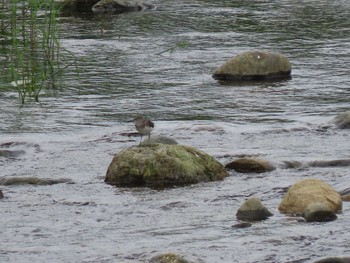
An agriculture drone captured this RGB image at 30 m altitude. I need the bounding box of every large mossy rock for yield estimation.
[212,50,291,81]
[278,179,342,214]
[105,144,228,187]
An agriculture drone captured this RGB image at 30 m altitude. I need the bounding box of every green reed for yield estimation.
[1,0,65,103]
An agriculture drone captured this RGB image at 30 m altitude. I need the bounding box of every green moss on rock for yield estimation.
[105,144,228,187]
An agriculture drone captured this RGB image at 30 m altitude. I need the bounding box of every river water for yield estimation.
[1,0,350,262]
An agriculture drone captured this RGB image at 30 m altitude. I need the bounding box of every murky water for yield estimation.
[1,0,350,262]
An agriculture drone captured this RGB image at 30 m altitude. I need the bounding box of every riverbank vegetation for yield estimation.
[0,0,72,104]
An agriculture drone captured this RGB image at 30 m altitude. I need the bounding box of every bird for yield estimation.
[133,115,154,143]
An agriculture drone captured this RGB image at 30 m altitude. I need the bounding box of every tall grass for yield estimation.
[0,0,66,104]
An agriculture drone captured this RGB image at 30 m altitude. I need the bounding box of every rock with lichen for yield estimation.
[278,178,342,214]
[212,50,291,81]
[105,144,228,187]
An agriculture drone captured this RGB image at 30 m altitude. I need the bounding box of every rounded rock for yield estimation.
[236,197,273,221]
[105,144,228,187]
[278,178,342,214]
[302,202,337,222]
[225,158,275,173]
[213,50,291,81]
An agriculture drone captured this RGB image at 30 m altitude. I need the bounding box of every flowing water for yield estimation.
[1,0,350,262]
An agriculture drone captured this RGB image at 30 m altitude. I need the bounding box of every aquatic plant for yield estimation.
[156,40,190,56]
[0,0,72,103]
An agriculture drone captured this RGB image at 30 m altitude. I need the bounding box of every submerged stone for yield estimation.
[225,158,275,173]
[105,144,228,187]
[92,0,154,13]
[213,50,291,81]
[0,176,73,186]
[302,202,337,222]
[59,0,100,13]
[313,257,350,263]
[0,150,25,158]
[236,197,273,221]
[332,111,350,129]
[149,253,193,263]
[0,189,3,199]
[278,178,342,214]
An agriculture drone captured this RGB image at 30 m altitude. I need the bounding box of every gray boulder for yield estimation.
[236,197,273,221]
[105,144,228,187]
[213,50,291,81]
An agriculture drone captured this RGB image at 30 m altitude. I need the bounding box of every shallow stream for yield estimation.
[1,0,350,262]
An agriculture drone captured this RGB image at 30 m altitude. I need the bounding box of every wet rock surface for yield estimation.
[149,253,194,263]
[279,179,342,214]
[105,144,228,187]
[313,257,350,263]
[236,197,273,221]
[302,202,337,222]
[0,149,25,158]
[225,158,275,173]
[212,50,291,81]
[92,0,155,14]
[0,176,73,186]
